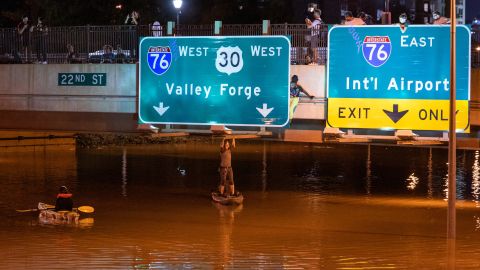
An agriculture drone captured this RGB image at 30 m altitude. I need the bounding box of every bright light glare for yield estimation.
[476,46,480,51]
[115,4,122,9]
[406,173,419,190]
[380,127,394,131]
[173,0,183,9]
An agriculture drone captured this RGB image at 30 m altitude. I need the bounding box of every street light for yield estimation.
[173,0,183,26]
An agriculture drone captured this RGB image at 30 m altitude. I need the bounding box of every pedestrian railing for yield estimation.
[0,23,479,67]
[222,24,263,36]
[472,31,480,68]
[176,24,214,36]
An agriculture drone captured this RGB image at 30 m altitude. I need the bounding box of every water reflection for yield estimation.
[37,216,95,229]
[472,150,480,207]
[406,173,419,190]
[365,144,371,195]
[214,203,243,269]
[261,141,267,193]
[457,151,467,200]
[4,143,480,269]
[444,162,449,201]
[122,148,128,197]
[427,148,433,199]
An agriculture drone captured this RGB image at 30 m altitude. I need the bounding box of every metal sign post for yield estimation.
[447,0,457,241]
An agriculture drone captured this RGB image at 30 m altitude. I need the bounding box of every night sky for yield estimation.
[0,0,478,27]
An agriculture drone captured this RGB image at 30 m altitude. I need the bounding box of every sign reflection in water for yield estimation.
[4,143,480,268]
[406,173,419,190]
[473,151,480,230]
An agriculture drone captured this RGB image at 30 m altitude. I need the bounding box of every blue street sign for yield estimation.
[139,36,290,126]
[327,25,471,131]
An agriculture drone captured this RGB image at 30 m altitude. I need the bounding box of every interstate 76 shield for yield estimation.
[147,46,172,76]
[362,36,392,67]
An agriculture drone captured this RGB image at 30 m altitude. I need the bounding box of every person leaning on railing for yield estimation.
[65,44,82,64]
[289,75,314,126]
[115,44,127,63]
[101,44,114,64]
[343,11,366,26]
[432,11,450,25]
[359,12,374,25]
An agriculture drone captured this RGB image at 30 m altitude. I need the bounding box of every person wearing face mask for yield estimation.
[306,9,323,64]
[398,13,409,31]
[432,11,450,25]
[305,3,317,23]
[304,2,318,63]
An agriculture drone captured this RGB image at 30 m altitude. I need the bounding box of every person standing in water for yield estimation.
[219,138,236,196]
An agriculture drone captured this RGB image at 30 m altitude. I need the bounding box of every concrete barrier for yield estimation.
[0,64,136,113]
[0,63,478,133]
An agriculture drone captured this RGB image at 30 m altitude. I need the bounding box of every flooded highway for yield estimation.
[1,141,480,269]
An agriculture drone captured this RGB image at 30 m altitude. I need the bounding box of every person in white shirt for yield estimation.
[305,10,323,64]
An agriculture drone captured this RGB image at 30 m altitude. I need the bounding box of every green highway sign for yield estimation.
[139,36,290,126]
[58,73,106,86]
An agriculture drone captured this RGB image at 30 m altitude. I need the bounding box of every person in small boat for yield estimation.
[55,185,73,211]
[219,138,236,196]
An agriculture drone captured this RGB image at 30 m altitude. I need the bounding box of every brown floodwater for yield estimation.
[1,141,480,269]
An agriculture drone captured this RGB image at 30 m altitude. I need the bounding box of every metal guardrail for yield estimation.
[0,24,479,67]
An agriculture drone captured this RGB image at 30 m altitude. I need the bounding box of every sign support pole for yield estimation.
[447,0,456,240]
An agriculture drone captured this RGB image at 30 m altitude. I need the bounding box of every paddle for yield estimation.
[16,205,95,213]
[77,206,94,213]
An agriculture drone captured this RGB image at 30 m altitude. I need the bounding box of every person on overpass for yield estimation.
[289,75,314,126]
[343,11,366,26]
[432,11,450,25]
[398,13,409,32]
[305,9,323,64]
[359,12,374,25]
